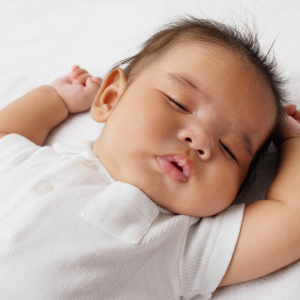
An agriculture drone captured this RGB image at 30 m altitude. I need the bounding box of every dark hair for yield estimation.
[112,16,289,192]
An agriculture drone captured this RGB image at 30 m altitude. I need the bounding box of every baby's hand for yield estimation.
[50,66,102,114]
[276,104,300,146]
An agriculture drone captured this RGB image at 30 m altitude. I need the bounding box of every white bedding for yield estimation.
[0,0,299,299]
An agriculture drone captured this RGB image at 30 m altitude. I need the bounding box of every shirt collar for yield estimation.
[53,140,174,215]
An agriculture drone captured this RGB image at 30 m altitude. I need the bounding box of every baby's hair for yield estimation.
[112,16,288,192]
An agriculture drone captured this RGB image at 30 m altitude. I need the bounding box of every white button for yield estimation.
[83,159,98,171]
[35,181,54,194]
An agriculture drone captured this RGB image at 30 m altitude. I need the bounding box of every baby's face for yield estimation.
[92,43,275,217]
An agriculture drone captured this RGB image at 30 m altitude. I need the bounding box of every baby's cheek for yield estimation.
[211,169,239,208]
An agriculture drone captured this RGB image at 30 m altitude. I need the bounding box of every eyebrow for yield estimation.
[164,72,255,159]
[164,72,203,94]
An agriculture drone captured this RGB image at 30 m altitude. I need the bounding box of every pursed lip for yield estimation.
[156,154,193,182]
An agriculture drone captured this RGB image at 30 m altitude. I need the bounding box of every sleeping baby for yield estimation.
[0,17,300,299]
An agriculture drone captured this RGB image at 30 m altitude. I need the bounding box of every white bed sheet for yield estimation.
[0,0,300,299]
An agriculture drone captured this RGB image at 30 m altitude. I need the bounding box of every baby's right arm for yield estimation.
[0,66,101,145]
[219,105,300,286]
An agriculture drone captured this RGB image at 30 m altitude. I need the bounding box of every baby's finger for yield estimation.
[71,68,89,79]
[72,65,80,72]
[284,104,297,116]
[292,109,300,122]
[90,76,102,86]
[73,73,91,85]
[84,77,101,99]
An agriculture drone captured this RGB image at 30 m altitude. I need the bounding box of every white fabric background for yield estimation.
[0,0,299,299]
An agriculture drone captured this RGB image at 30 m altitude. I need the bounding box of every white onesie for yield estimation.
[0,134,244,300]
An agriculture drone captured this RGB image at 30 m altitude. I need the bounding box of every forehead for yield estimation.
[141,42,276,152]
[158,42,261,87]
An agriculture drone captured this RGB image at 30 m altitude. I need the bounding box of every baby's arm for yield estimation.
[0,66,101,145]
[219,105,300,286]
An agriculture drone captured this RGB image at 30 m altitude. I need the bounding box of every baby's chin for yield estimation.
[112,174,220,217]
[100,157,227,217]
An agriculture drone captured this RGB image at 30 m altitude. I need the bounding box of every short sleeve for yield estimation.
[0,133,40,172]
[180,203,245,299]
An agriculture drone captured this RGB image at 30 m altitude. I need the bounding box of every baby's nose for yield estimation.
[178,129,211,160]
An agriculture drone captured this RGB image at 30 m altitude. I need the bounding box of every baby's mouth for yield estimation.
[171,161,183,172]
[156,154,192,182]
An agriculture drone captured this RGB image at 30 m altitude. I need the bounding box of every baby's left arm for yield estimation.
[219,105,300,287]
[0,66,101,145]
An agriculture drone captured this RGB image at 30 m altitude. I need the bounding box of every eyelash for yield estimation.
[220,141,237,162]
[167,97,189,113]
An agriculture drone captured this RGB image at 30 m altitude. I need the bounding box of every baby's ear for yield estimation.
[91,68,127,122]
